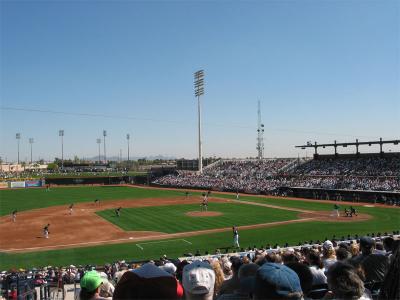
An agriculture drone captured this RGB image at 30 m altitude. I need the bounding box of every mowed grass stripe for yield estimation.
[216,193,368,211]
[96,202,299,233]
[0,186,184,216]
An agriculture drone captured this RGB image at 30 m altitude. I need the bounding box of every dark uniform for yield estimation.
[115,207,122,217]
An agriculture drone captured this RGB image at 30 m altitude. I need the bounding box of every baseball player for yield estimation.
[94,198,100,205]
[233,226,240,248]
[331,204,340,217]
[43,224,50,239]
[236,192,240,200]
[185,191,189,200]
[203,196,208,212]
[115,207,122,217]
[350,206,357,217]
[11,210,17,222]
[69,203,74,215]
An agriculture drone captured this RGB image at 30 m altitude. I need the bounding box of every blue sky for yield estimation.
[1,0,399,162]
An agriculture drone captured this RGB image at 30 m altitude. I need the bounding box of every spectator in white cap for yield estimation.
[182,260,216,300]
[322,240,337,272]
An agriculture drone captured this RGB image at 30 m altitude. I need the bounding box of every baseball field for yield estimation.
[0,185,399,269]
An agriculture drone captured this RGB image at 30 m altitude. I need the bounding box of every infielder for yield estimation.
[94,198,100,205]
[11,210,17,222]
[69,203,74,215]
[43,224,50,239]
[201,196,208,212]
[236,192,240,200]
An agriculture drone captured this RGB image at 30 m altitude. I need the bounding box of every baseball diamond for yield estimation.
[0,185,398,269]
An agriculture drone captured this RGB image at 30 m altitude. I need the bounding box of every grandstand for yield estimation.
[153,151,400,202]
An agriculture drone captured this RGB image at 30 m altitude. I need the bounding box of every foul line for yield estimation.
[136,238,192,250]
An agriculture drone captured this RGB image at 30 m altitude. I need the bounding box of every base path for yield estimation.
[0,195,371,253]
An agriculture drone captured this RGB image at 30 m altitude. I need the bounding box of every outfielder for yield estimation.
[115,207,122,217]
[236,192,240,200]
[233,226,240,248]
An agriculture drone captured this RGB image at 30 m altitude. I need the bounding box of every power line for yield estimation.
[0,105,381,139]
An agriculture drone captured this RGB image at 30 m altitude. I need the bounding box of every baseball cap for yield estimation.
[113,263,182,299]
[323,240,334,250]
[254,263,302,299]
[360,236,375,248]
[80,271,103,292]
[238,263,259,294]
[182,260,215,295]
[160,262,177,275]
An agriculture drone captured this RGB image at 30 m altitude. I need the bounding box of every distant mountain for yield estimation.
[84,155,176,162]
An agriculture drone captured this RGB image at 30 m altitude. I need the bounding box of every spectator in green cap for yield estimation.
[79,270,104,300]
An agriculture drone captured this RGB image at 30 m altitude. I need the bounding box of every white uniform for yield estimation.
[43,226,50,238]
[233,228,240,248]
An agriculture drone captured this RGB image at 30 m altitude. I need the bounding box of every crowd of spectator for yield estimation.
[1,234,399,300]
[153,156,400,193]
[154,159,296,193]
[293,156,400,177]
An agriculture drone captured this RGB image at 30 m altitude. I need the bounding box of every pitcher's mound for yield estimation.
[186,211,222,217]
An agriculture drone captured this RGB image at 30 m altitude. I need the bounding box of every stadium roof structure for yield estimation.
[295,138,400,155]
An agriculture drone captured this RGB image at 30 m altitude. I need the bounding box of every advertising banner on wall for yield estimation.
[25,180,42,187]
[10,181,26,188]
[0,182,8,189]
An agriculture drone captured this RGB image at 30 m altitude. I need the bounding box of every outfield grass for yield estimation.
[96,203,299,233]
[0,186,398,269]
[0,186,184,216]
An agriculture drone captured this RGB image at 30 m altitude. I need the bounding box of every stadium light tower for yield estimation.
[16,133,21,164]
[103,130,107,164]
[96,138,101,163]
[194,70,204,173]
[256,100,265,159]
[59,130,64,169]
[29,138,34,164]
[127,134,130,162]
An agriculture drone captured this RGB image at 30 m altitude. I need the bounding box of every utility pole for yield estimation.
[29,138,34,164]
[127,134,130,162]
[96,139,101,163]
[103,130,107,164]
[59,130,64,169]
[16,133,21,164]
